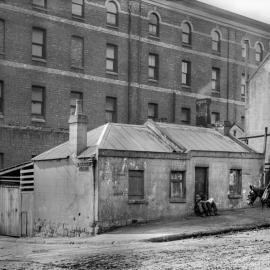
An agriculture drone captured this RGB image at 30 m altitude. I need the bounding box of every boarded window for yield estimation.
[105,96,117,122]
[71,36,84,68]
[182,61,191,86]
[128,170,144,200]
[32,0,46,8]
[182,22,191,45]
[0,81,3,114]
[211,112,220,125]
[211,68,220,92]
[70,91,83,115]
[148,103,158,121]
[149,13,159,37]
[106,1,118,26]
[148,53,158,80]
[32,28,46,59]
[0,20,4,53]
[0,153,3,170]
[32,86,45,117]
[229,169,242,196]
[181,107,190,124]
[170,171,185,200]
[72,0,84,17]
[106,44,118,72]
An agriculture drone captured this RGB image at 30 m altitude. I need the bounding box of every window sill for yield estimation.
[181,84,191,90]
[32,57,47,64]
[106,71,118,76]
[72,15,85,22]
[106,24,119,30]
[128,199,147,204]
[211,91,220,97]
[148,35,160,40]
[182,43,192,49]
[32,5,47,13]
[71,66,84,72]
[228,194,242,199]
[148,79,158,83]
[31,117,46,123]
[170,198,186,203]
[212,50,221,56]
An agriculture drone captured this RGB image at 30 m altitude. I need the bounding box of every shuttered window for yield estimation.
[128,170,144,200]
[0,20,4,54]
[71,36,84,68]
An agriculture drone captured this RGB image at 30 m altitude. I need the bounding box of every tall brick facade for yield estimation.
[0,0,269,168]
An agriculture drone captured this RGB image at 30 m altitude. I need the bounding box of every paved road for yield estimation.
[1,228,270,269]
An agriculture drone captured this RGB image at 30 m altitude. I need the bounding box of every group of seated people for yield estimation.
[194,194,219,217]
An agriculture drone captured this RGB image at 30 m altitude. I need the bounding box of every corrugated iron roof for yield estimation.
[155,122,250,153]
[33,121,255,161]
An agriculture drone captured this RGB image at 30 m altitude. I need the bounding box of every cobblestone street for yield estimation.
[1,228,270,270]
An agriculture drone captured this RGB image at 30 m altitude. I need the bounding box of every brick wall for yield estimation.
[0,0,269,167]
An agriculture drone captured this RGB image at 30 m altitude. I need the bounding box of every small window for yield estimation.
[0,81,3,114]
[182,22,191,45]
[105,96,117,122]
[255,43,263,62]
[106,1,118,26]
[212,68,220,93]
[0,153,3,170]
[241,73,246,101]
[32,86,45,117]
[212,31,220,52]
[181,61,191,86]
[128,170,144,200]
[32,0,46,8]
[32,28,46,59]
[72,0,84,18]
[106,44,118,73]
[211,112,220,125]
[70,91,83,115]
[0,20,4,54]
[229,169,242,197]
[149,13,159,37]
[148,53,159,80]
[170,171,185,201]
[181,107,190,124]
[148,103,158,121]
[241,41,248,59]
[71,36,84,68]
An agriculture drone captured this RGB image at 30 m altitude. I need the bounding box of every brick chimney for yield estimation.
[68,100,88,156]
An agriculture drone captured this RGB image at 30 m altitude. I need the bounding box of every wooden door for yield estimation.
[195,167,208,200]
[0,186,21,236]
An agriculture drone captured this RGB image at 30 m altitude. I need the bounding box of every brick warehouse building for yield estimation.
[0,0,269,169]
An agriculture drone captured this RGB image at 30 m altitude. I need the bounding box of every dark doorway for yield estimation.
[195,167,208,199]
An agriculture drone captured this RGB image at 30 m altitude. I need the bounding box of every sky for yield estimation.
[198,0,270,24]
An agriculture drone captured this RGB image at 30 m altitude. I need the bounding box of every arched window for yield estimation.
[106,1,118,26]
[212,31,220,52]
[255,43,263,62]
[182,22,191,45]
[149,13,159,37]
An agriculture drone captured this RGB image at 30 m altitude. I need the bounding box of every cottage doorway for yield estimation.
[195,167,208,199]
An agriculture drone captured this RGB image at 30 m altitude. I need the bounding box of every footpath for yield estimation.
[3,207,270,246]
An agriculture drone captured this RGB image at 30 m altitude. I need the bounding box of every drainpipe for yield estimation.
[226,28,230,121]
[127,0,132,123]
[136,0,142,123]
[263,127,268,187]
[172,92,176,123]
[92,157,98,235]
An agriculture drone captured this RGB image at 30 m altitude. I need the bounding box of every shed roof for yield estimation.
[33,121,255,161]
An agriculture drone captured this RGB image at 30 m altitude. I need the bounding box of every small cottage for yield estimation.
[32,101,263,236]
